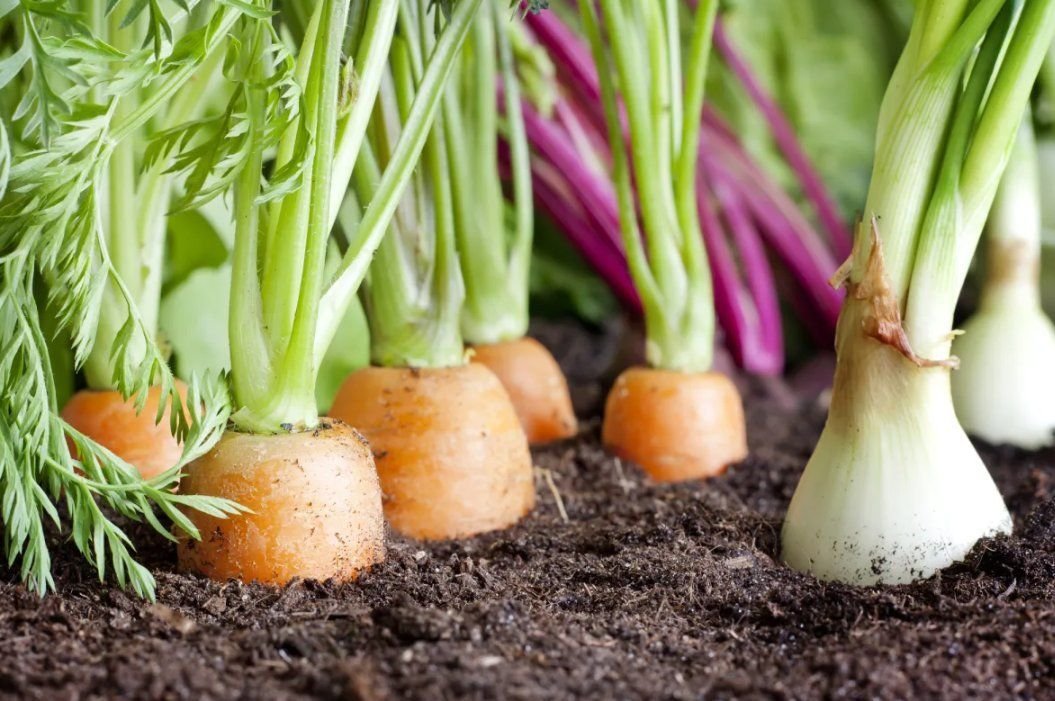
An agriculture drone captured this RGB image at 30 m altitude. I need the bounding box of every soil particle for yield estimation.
[3,319,1055,699]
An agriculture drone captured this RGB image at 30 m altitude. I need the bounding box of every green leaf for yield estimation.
[160,264,231,378]
[0,0,243,593]
[0,42,30,91]
[215,0,273,21]
[712,0,908,217]
[163,209,230,294]
[529,222,617,324]
[0,121,9,199]
[0,0,18,21]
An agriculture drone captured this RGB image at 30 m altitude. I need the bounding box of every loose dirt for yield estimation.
[2,320,1053,700]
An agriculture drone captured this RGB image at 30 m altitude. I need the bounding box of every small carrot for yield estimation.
[330,363,536,540]
[60,381,188,480]
[558,1,748,482]
[444,0,574,448]
[603,367,747,482]
[471,337,578,444]
[176,421,385,584]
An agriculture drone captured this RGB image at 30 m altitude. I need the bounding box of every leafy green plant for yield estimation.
[0,0,257,597]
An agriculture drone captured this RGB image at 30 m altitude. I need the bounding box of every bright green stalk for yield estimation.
[576,0,718,372]
[849,0,1007,298]
[228,20,276,429]
[0,0,247,598]
[229,0,482,430]
[498,9,534,330]
[79,2,241,391]
[83,9,148,389]
[357,0,467,368]
[907,0,1055,358]
[84,13,228,390]
[230,0,350,432]
[312,0,484,365]
[260,1,399,362]
[450,1,533,345]
[674,0,718,367]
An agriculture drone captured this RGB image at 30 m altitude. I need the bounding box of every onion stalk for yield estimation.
[782,0,1055,585]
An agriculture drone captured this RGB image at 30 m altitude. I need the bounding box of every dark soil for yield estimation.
[4,319,1055,700]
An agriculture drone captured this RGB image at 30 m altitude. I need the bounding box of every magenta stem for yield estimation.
[705,169,785,373]
[713,22,852,259]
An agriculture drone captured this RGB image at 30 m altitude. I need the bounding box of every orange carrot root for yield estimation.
[330,363,536,540]
[60,381,188,479]
[471,337,578,445]
[176,420,385,584]
[602,367,747,482]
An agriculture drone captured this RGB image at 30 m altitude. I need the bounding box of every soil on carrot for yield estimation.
[4,319,1055,700]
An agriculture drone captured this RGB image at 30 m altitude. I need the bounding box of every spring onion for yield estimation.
[782,0,1055,585]
[952,116,1055,448]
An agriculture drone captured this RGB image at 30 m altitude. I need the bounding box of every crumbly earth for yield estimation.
[2,321,1055,700]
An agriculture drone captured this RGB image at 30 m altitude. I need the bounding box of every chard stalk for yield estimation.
[712,23,851,258]
[523,7,828,374]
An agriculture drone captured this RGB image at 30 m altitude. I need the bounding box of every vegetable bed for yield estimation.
[3,321,1053,701]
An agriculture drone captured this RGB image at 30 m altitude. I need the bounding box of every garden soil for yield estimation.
[2,320,1055,700]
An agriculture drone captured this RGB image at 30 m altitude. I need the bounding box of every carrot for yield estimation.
[176,420,384,584]
[602,367,747,482]
[330,363,536,540]
[60,381,189,480]
[470,337,578,444]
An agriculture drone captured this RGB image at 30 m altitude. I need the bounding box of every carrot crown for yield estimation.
[175,0,484,432]
[453,1,535,346]
[357,1,526,367]
[576,0,720,373]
